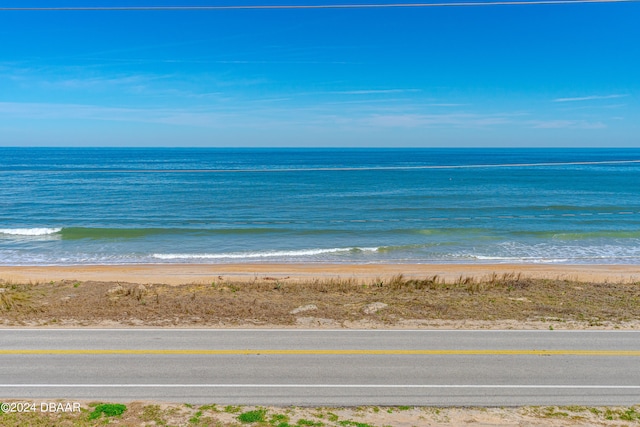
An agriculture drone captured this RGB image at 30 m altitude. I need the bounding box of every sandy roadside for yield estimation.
[1,263,640,285]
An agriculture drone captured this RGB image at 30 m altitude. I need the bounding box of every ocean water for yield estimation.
[1,147,640,265]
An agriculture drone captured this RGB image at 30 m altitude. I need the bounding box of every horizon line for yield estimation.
[1,0,637,11]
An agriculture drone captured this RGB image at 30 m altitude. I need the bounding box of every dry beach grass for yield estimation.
[1,267,639,328]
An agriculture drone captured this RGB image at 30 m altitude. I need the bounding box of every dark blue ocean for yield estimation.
[1,147,640,265]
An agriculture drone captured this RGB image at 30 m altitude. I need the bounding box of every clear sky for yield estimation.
[0,0,638,147]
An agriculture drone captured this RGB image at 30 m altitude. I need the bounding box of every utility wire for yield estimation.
[0,0,637,11]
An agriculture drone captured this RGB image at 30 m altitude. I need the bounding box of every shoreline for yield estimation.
[2,263,640,285]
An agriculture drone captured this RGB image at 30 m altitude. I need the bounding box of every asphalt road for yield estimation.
[1,329,640,406]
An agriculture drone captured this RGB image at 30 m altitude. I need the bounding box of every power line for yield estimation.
[0,0,637,11]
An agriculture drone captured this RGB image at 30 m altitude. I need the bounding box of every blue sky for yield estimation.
[0,0,638,147]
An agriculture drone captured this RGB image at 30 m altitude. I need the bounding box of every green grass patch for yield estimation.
[338,421,373,427]
[620,407,640,421]
[238,408,267,423]
[141,404,167,425]
[270,413,290,425]
[543,407,569,418]
[189,410,203,424]
[297,419,323,426]
[326,412,339,422]
[224,405,242,414]
[87,403,127,420]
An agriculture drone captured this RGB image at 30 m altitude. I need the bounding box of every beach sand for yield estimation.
[2,263,640,285]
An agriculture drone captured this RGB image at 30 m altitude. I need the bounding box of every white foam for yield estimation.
[152,247,379,260]
[474,255,570,264]
[0,227,62,236]
[466,240,640,264]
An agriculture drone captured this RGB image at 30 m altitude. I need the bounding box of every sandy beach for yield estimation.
[2,263,640,285]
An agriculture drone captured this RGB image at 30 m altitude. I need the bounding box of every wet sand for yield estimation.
[1,263,640,285]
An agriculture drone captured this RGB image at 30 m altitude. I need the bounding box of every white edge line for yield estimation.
[2,384,640,389]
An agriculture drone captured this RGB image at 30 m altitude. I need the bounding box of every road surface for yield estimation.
[1,329,639,406]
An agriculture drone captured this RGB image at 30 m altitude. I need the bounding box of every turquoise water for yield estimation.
[1,147,640,265]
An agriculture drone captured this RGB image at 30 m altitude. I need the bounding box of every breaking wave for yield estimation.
[152,247,379,260]
[0,228,62,236]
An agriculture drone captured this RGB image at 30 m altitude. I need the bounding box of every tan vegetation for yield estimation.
[1,401,640,426]
[1,273,638,328]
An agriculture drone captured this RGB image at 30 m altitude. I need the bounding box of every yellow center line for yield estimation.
[1,349,640,356]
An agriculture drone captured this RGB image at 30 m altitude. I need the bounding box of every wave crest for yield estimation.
[152,247,378,260]
[0,228,62,236]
